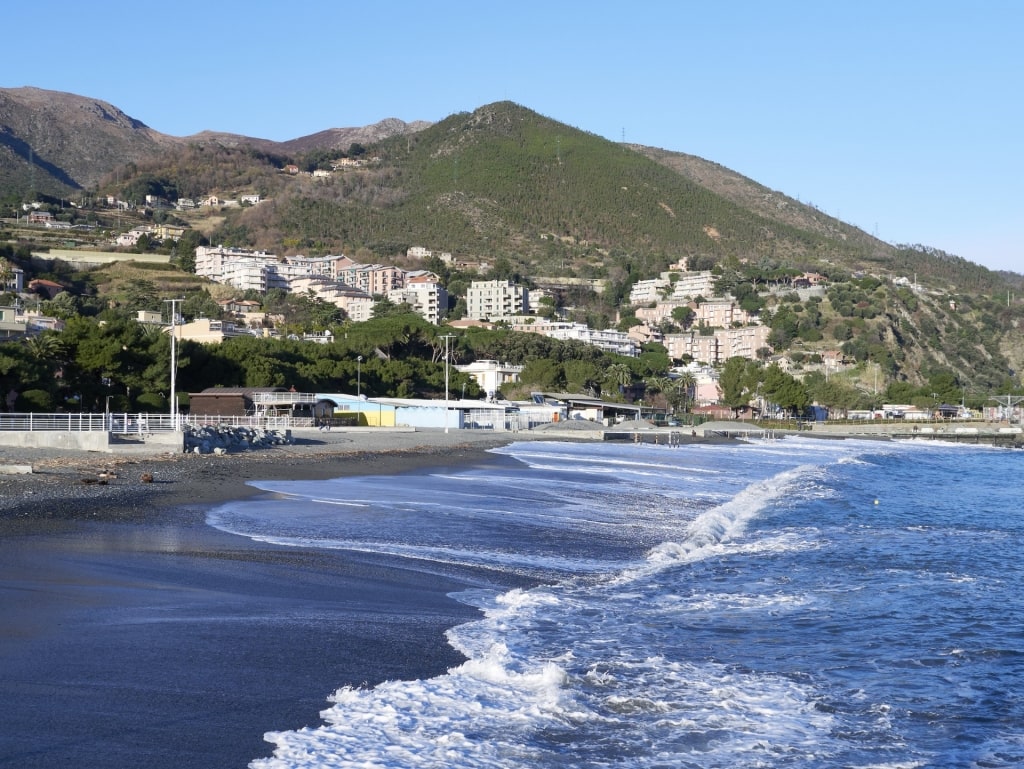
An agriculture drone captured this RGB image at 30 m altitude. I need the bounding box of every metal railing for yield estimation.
[0,412,307,434]
[0,408,555,434]
[0,412,177,433]
[251,392,318,404]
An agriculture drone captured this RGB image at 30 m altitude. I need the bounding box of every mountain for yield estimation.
[2,89,1021,391]
[0,87,175,193]
[179,118,431,156]
[206,102,1006,294]
[0,86,427,196]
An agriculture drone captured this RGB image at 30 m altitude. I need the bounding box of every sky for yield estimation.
[4,1,1021,273]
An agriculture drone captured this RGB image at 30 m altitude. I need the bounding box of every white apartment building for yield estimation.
[220,258,274,293]
[195,246,278,283]
[512,320,638,357]
[629,269,715,307]
[407,246,454,262]
[629,277,671,306]
[671,270,717,299]
[387,275,448,325]
[342,294,374,323]
[466,280,528,321]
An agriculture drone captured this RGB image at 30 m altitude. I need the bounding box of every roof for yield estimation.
[195,386,289,395]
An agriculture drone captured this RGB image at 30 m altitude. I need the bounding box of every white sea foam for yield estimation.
[643,463,818,568]
[235,438,1024,768]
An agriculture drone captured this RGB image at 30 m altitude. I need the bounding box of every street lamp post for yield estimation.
[164,298,182,429]
[357,355,363,397]
[440,333,456,433]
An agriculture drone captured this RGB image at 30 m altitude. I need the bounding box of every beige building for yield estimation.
[170,318,254,344]
[692,300,756,328]
[664,325,770,364]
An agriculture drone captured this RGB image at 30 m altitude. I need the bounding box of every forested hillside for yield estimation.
[2,93,1022,412]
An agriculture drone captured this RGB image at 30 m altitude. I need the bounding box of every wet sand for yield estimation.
[0,429,529,769]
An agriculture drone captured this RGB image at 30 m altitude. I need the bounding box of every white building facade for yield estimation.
[466,280,528,321]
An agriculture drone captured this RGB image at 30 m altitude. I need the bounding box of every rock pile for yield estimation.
[183,425,293,455]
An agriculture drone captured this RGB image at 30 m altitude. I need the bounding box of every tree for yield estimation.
[719,357,755,417]
[761,363,809,417]
[174,230,203,272]
[605,362,633,396]
[182,290,223,321]
[671,305,695,328]
[815,379,861,419]
[671,371,696,413]
[521,358,565,391]
[121,279,159,313]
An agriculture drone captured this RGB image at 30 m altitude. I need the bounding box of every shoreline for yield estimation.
[0,425,900,768]
[0,429,535,769]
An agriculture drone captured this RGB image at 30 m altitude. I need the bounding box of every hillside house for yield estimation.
[217,298,263,316]
[28,278,65,299]
[455,359,525,401]
[2,262,24,293]
[0,304,27,337]
[27,211,54,224]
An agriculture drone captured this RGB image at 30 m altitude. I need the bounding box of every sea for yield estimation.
[206,436,1024,769]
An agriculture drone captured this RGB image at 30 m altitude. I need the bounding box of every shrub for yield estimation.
[136,392,168,411]
[16,389,54,412]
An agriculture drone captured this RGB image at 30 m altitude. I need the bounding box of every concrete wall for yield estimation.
[0,430,185,452]
[0,430,112,451]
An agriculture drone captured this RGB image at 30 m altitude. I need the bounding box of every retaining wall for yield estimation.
[0,430,113,451]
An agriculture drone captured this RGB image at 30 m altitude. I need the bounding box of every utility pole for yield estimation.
[164,298,183,429]
[440,333,456,433]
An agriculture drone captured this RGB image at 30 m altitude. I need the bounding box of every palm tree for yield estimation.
[672,371,697,413]
[24,333,66,366]
[605,363,633,397]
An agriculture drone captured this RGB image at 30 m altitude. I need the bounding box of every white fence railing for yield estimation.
[0,409,554,434]
[251,392,318,404]
[0,412,314,434]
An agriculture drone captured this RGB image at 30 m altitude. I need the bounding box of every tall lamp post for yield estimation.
[356,355,363,397]
[440,333,456,433]
[164,298,183,429]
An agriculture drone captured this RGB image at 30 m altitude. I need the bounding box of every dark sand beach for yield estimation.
[0,429,530,769]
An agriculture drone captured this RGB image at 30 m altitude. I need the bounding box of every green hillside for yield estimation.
[8,99,1021,397]
[212,104,882,273]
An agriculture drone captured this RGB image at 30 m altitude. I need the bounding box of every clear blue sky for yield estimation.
[4,1,1021,273]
